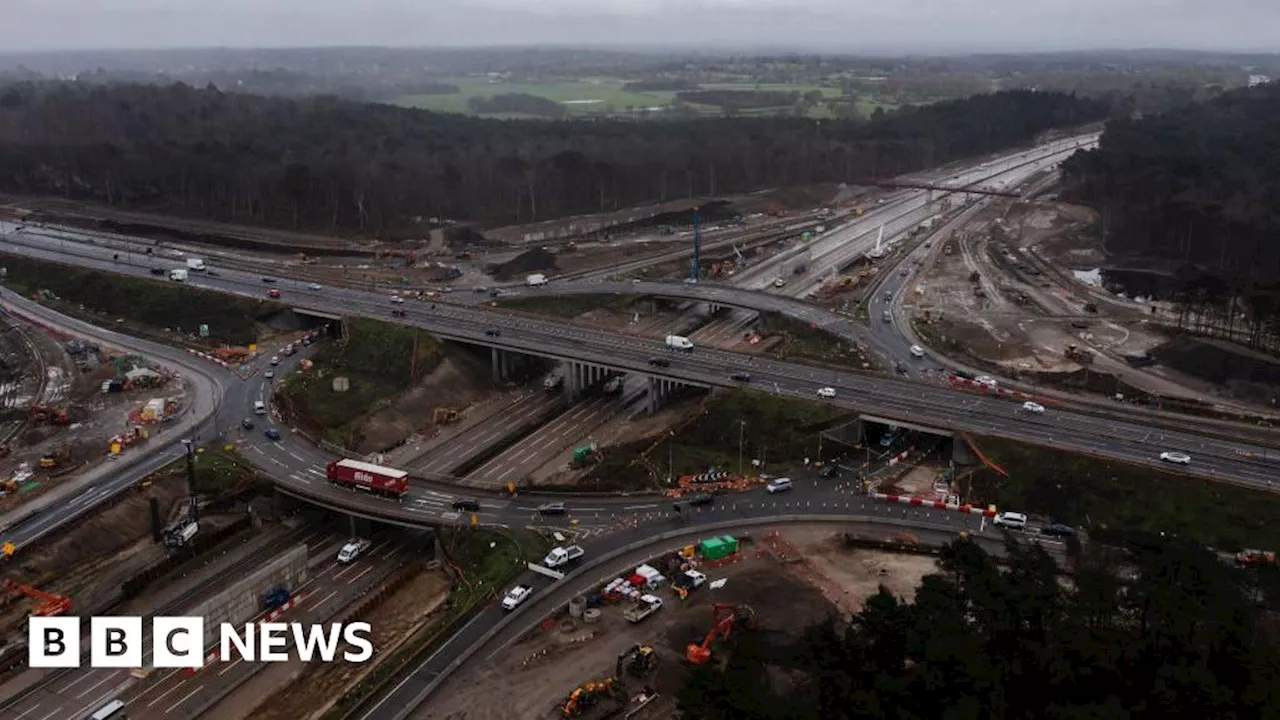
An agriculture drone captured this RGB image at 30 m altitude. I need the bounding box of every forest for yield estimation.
[1062,81,1280,353]
[679,537,1280,720]
[0,83,1105,233]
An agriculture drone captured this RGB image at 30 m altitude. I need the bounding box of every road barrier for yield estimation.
[869,492,995,517]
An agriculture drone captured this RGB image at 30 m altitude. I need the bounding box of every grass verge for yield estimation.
[970,436,1280,551]
[756,311,875,369]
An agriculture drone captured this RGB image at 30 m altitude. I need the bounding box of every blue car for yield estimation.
[264,428,281,441]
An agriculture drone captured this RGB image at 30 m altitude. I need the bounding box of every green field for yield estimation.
[395,76,679,116]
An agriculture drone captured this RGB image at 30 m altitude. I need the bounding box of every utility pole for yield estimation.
[668,431,675,483]
[738,421,745,476]
[688,209,701,283]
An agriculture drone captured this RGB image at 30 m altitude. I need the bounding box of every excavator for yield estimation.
[29,405,71,425]
[616,645,658,677]
[3,578,72,616]
[558,677,624,718]
[686,603,756,665]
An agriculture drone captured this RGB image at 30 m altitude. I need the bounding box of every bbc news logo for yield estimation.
[29,617,373,668]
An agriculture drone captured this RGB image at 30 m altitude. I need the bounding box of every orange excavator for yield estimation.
[558,677,624,717]
[686,603,756,664]
[3,578,72,616]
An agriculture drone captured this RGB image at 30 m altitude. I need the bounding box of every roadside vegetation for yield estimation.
[0,253,268,344]
[971,436,1280,550]
[496,293,639,318]
[582,389,850,490]
[277,317,441,448]
[755,311,876,370]
[679,536,1280,719]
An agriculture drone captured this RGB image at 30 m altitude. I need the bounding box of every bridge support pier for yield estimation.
[951,439,977,466]
[563,361,608,402]
[645,376,682,415]
[491,348,531,384]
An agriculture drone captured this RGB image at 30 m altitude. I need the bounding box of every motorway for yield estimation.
[2,230,1279,501]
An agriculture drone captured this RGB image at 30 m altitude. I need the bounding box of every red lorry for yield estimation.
[326,458,409,499]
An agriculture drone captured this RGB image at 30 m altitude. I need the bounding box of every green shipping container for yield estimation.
[719,536,739,554]
[700,538,731,560]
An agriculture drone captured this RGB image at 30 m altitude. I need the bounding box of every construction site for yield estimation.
[422,525,938,720]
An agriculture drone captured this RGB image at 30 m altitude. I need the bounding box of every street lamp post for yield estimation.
[667,431,675,484]
[738,421,745,476]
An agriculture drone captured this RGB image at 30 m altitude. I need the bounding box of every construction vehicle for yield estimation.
[623,594,664,623]
[433,407,460,424]
[38,456,57,469]
[29,405,71,425]
[686,603,757,665]
[616,645,658,677]
[3,578,72,616]
[558,677,625,718]
[671,570,707,600]
[1064,344,1095,365]
[571,442,600,469]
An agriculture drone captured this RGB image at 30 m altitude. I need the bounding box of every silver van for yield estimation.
[253,400,266,415]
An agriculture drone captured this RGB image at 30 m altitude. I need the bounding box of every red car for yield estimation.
[268,289,281,299]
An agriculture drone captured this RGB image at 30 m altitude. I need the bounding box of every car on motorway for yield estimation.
[451,499,481,512]
[264,369,275,379]
[819,464,841,478]
[538,501,567,515]
[390,296,405,304]
[1160,451,1192,465]
[773,278,787,288]
[1040,523,1077,538]
[268,288,281,298]
[730,372,751,383]
[262,276,276,283]
[308,283,322,290]
[474,286,488,293]
[391,309,406,318]
[485,328,501,337]
[909,345,926,358]
[1021,401,1046,414]
[884,292,893,301]
[817,387,836,398]
[647,357,670,368]
[264,428,281,441]
[149,268,165,276]
[975,375,998,388]
[501,585,534,611]
[993,511,1028,529]
[688,493,715,506]
[241,418,254,430]
[765,477,793,494]
[270,356,280,366]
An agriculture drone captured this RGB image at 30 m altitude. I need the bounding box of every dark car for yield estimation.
[149,268,165,276]
[262,276,277,283]
[537,502,567,516]
[647,357,670,368]
[485,328,501,337]
[819,464,841,478]
[688,493,715,507]
[391,309,406,317]
[452,499,481,512]
[730,372,752,382]
[264,428,281,441]
[241,418,255,430]
[1040,523,1077,538]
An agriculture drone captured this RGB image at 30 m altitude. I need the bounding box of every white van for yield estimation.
[910,345,926,358]
[665,335,694,352]
[253,401,266,415]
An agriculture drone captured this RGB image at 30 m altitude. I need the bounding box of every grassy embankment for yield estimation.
[495,293,642,318]
[0,253,271,345]
[972,436,1280,551]
[278,317,441,448]
[575,389,851,491]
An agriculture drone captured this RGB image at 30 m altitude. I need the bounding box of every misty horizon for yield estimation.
[4,0,1280,55]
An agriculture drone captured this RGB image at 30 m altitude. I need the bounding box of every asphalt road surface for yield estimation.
[2,237,1278,504]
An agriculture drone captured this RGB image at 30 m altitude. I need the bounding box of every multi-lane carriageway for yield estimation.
[3,224,1280,499]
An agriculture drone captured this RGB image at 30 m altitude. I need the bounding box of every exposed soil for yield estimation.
[356,351,498,454]
[249,569,452,720]
[424,529,937,720]
[0,473,189,648]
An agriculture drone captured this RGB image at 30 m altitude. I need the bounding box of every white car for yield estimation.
[390,296,405,304]
[1160,451,1192,465]
[993,511,1028,530]
[909,345,925,358]
[1021,401,1045,414]
[765,477,793,494]
[264,369,275,380]
[816,387,836,399]
[308,283,322,290]
[975,375,998,388]
[501,585,533,611]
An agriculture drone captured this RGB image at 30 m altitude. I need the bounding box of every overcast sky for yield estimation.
[3,0,1278,53]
